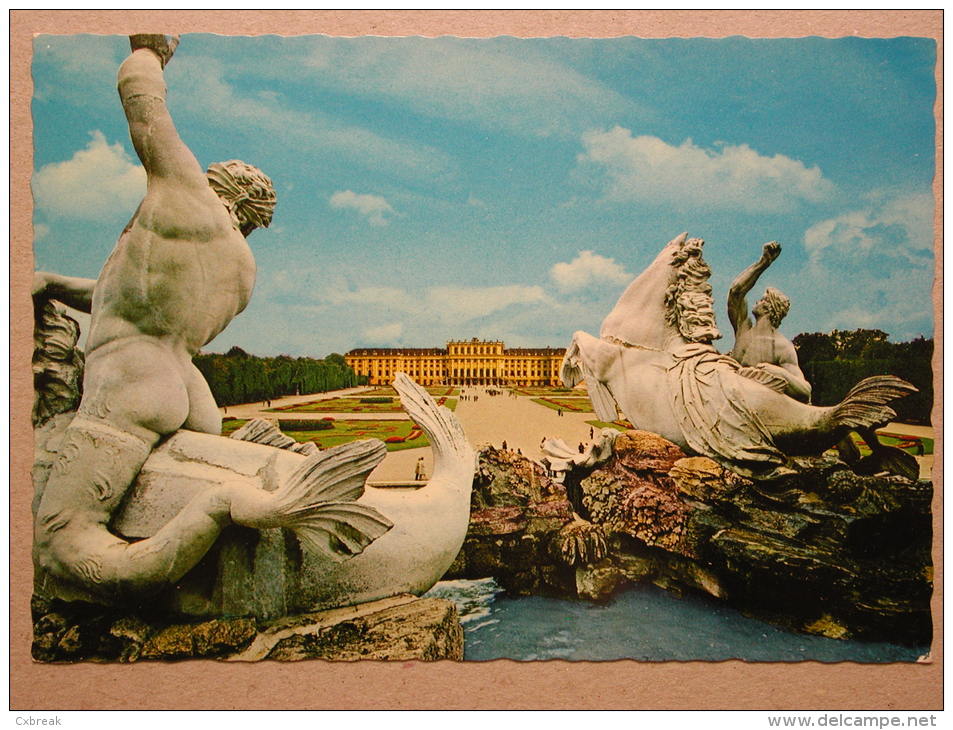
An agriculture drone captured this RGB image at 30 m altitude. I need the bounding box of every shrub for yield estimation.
[279,419,334,432]
[360,397,394,404]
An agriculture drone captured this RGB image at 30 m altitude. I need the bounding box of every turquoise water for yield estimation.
[424,579,928,663]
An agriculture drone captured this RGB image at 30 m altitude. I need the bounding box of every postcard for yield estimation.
[10,10,942,711]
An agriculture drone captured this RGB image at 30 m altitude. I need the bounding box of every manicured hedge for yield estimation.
[278,419,334,432]
[794,331,933,425]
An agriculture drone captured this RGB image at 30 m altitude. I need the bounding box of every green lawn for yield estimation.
[851,431,934,456]
[585,419,634,432]
[509,386,582,397]
[222,418,429,452]
[266,395,457,413]
[530,396,595,413]
[362,385,459,398]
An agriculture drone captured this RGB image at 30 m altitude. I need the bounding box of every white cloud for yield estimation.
[33,223,50,240]
[265,271,550,326]
[35,35,124,79]
[169,56,453,182]
[804,192,934,266]
[362,322,403,344]
[229,267,622,356]
[302,39,641,139]
[425,285,551,325]
[329,190,397,227]
[578,126,835,213]
[798,192,935,338]
[550,250,632,292]
[32,131,146,220]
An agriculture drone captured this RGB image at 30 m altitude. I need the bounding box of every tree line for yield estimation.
[793,329,934,425]
[194,346,367,407]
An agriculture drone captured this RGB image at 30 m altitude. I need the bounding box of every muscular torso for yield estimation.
[87,181,255,357]
[731,317,782,367]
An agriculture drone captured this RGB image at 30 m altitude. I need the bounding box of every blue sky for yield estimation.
[32,34,936,357]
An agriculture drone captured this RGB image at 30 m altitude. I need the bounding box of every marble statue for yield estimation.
[561,233,919,480]
[541,428,618,476]
[31,35,476,610]
[59,373,474,617]
[727,241,811,403]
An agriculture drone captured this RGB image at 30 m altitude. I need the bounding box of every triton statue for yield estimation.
[727,241,811,403]
[30,35,411,604]
[561,233,918,480]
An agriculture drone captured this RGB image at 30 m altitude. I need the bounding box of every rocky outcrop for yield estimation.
[452,432,932,646]
[443,446,576,595]
[32,593,463,663]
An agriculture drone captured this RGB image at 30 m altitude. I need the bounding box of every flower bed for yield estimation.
[278,419,334,432]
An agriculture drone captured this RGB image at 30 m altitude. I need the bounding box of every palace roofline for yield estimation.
[346,345,566,355]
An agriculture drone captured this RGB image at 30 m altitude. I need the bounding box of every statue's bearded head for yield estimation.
[754,287,791,328]
[207,160,277,237]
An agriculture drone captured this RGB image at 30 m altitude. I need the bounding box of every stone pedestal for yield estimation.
[32,593,463,663]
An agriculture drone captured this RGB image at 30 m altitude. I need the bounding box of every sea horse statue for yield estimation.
[561,233,919,480]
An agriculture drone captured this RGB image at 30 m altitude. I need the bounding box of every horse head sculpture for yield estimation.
[563,233,919,480]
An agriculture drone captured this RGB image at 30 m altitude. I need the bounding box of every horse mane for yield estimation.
[663,236,721,344]
[600,232,721,350]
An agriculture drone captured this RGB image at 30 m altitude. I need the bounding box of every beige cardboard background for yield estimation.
[9,10,943,710]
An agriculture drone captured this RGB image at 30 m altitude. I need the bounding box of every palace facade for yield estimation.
[345,338,566,387]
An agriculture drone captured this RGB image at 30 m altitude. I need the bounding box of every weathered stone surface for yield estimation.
[578,431,691,554]
[454,431,932,646]
[612,430,687,472]
[32,373,475,622]
[32,301,84,428]
[575,559,625,601]
[445,447,576,596]
[132,617,258,660]
[260,596,463,662]
[32,595,462,663]
[556,521,608,567]
[563,233,919,481]
[671,456,748,502]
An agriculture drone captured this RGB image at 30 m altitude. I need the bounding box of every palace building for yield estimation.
[345,338,566,387]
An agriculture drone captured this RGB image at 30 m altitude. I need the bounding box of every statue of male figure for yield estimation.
[31,36,383,601]
[727,241,812,403]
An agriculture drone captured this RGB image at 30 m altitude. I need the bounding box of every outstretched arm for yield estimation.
[117,36,206,188]
[33,271,97,313]
[727,241,781,332]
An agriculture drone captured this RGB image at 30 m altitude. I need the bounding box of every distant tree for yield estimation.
[792,332,837,365]
[830,328,889,359]
[225,345,250,358]
[193,349,362,407]
[791,329,933,425]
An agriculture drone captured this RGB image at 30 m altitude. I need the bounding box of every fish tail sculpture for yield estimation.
[392,372,473,474]
[299,374,477,610]
[246,439,394,560]
[828,375,919,431]
[827,376,922,481]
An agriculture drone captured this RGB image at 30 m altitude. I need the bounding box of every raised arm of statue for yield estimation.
[117,35,206,189]
[727,241,781,333]
[33,271,97,314]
